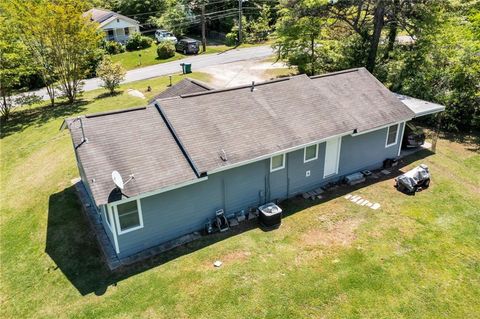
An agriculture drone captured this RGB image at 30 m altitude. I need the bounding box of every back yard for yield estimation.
[1,73,479,318]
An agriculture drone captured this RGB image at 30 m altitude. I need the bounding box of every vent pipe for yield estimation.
[251,81,255,92]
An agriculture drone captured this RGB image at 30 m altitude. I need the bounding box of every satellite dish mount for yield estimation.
[112,170,134,191]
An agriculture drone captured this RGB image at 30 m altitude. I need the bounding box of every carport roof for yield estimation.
[394,93,446,117]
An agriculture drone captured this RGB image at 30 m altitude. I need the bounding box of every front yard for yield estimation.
[1,73,479,318]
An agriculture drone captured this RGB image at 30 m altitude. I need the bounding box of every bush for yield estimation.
[96,57,126,94]
[156,41,175,59]
[104,41,125,55]
[125,32,153,51]
[225,32,238,46]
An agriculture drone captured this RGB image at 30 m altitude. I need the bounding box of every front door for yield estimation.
[324,137,341,177]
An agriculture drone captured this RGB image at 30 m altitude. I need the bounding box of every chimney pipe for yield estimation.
[251,81,255,92]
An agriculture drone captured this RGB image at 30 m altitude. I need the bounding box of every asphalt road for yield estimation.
[29,45,274,100]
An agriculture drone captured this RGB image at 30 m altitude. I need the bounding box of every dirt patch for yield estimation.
[302,217,364,247]
[205,250,252,269]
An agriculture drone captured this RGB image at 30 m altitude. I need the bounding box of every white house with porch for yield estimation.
[84,8,140,43]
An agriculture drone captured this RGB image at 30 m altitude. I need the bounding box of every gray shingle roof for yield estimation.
[148,78,213,104]
[65,106,197,206]
[83,8,139,26]
[155,68,415,174]
[65,67,415,206]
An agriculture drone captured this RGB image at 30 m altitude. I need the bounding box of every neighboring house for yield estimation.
[63,68,445,264]
[84,8,140,43]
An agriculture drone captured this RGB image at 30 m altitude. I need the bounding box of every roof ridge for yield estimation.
[179,75,296,99]
[84,106,147,119]
[309,67,362,79]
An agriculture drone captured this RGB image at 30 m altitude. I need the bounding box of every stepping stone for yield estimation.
[361,200,370,206]
[345,194,352,199]
[381,169,391,175]
[213,260,223,267]
[366,202,373,207]
[229,218,239,227]
[371,203,381,210]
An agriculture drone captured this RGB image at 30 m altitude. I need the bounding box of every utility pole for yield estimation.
[238,0,243,44]
[201,2,206,52]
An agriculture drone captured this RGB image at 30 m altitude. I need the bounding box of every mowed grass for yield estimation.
[1,73,480,318]
[111,41,271,70]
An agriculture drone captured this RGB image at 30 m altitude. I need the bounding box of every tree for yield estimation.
[96,57,126,94]
[149,1,194,36]
[10,0,103,105]
[112,0,167,24]
[0,12,31,120]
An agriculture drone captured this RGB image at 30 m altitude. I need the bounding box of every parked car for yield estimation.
[402,122,426,148]
[155,30,177,44]
[175,38,199,55]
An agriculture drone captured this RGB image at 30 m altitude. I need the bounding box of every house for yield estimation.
[63,68,445,266]
[84,8,140,43]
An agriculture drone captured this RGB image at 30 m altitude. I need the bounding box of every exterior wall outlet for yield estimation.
[306,170,311,177]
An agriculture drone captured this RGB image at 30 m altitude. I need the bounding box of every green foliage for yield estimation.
[96,56,126,94]
[110,0,167,23]
[247,4,273,43]
[156,41,176,59]
[225,17,247,46]
[125,32,153,51]
[150,2,194,36]
[103,40,125,55]
[275,0,480,131]
[0,13,32,120]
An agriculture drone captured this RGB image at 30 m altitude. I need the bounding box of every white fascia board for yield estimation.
[351,121,408,137]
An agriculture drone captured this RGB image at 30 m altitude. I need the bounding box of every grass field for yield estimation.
[1,72,479,318]
[111,42,269,70]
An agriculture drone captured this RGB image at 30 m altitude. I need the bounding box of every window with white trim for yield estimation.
[116,199,143,234]
[270,154,285,172]
[386,124,399,147]
[304,144,318,162]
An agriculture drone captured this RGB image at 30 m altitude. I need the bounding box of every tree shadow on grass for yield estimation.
[440,130,480,153]
[94,91,123,100]
[1,100,88,139]
[46,149,433,296]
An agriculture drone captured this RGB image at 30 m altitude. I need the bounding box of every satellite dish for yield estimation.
[112,170,124,190]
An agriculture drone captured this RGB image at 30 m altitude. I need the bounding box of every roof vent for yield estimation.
[219,149,228,162]
[251,81,255,92]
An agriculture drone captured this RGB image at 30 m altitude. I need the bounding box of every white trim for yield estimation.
[270,153,286,172]
[107,204,120,254]
[114,199,144,235]
[397,121,406,156]
[304,144,319,163]
[351,120,409,137]
[209,130,353,175]
[103,205,113,232]
[108,176,208,206]
[385,123,400,148]
[323,136,342,178]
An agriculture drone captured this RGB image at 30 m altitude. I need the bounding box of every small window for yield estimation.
[386,124,399,147]
[304,144,318,162]
[116,200,143,234]
[270,154,285,172]
[124,27,130,36]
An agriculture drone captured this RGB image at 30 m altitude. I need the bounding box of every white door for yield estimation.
[324,137,341,177]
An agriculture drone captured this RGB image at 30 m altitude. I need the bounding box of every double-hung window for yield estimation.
[270,154,285,172]
[115,199,143,235]
[385,124,399,147]
[304,144,318,162]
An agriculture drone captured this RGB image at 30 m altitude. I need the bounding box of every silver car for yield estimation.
[155,30,177,44]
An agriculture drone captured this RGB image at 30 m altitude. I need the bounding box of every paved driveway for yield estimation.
[28,45,274,100]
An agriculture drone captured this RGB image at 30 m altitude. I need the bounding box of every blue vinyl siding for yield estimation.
[113,124,403,258]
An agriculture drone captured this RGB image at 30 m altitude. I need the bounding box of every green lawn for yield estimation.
[111,41,271,70]
[1,73,479,318]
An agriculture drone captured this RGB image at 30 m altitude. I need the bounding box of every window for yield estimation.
[304,144,318,162]
[386,124,399,147]
[115,199,143,234]
[270,154,285,172]
[106,29,114,40]
[124,27,130,36]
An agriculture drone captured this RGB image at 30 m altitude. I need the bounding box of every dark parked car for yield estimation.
[175,38,199,55]
[402,122,426,148]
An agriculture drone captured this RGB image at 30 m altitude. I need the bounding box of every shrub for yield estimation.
[96,57,126,94]
[156,41,175,59]
[104,40,125,55]
[125,32,153,51]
